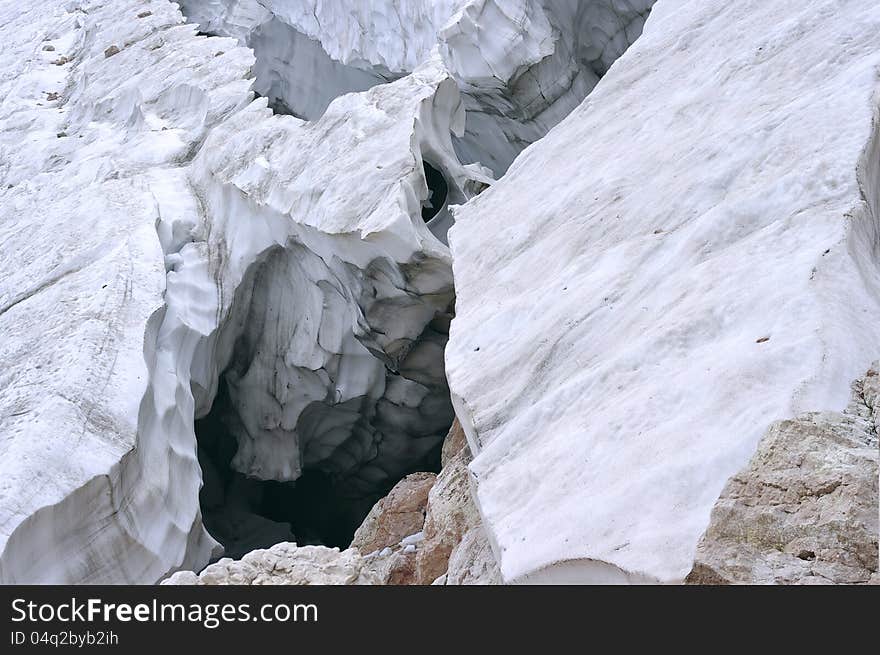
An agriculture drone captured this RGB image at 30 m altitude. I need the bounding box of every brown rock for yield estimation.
[442,525,502,585]
[349,420,502,585]
[441,418,468,466]
[350,472,436,554]
[104,45,120,58]
[686,363,879,585]
[414,419,501,584]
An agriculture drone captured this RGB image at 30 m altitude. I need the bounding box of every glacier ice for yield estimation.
[2,0,876,586]
[446,0,880,583]
[179,0,655,175]
[0,0,487,582]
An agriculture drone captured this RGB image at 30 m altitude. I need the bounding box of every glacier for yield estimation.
[446,0,880,583]
[179,0,654,175]
[0,0,489,582]
[0,0,877,586]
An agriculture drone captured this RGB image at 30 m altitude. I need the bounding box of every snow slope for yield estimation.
[0,0,485,582]
[446,0,880,583]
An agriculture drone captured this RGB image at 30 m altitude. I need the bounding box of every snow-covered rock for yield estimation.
[446,0,880,584]
[687,365,879,585]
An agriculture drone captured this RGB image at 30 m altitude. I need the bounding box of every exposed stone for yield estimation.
[686,364,879,585]
[345,419,502,585]
[441,417,468,467]
[412,419,501,584]
[377,548,420,585]
[162,543,382,585]
[103,45,119,58]
[350,472,436,554]
[442,525,502,585]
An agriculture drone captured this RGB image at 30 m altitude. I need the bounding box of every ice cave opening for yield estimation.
[175,0,659,569]
[191,242,455,562]
[195,378,446,559]
[421,161,448,222]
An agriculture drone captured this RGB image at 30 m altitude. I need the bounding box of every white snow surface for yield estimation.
[0,0,486,582]
[179,0,655,174]
[3,0,877,586]
[446,0,880,583]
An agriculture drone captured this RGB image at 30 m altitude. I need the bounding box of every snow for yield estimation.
[0,0,254,583]
[0,0,486,582]
[3,0,875,586]
[446,0,880,583]
[179,0,654,175]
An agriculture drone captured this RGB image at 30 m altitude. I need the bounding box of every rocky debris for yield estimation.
[162,543,382,585]
[686,365,879,585]
[438,524,502,585]
[413,420,484,583]
[360,533,425,585]
[103,45,119,58]
[351,472,436,555]
[348,420,502,584]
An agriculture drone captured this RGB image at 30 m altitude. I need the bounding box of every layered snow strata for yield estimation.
[186,54,490,508]
[0,0,485,582]
[180,0,655,174]
[0,0,254,583]
[446,0,880,584]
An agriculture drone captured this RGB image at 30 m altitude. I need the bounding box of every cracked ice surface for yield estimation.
[446,0,880,583]
[0,0,487,582]
[179,0,655,174]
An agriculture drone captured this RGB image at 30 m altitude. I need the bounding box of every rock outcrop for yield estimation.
[351,472,436,555]
[162,543,381,585]
[357,420,502,585]
[687,365,879,585]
